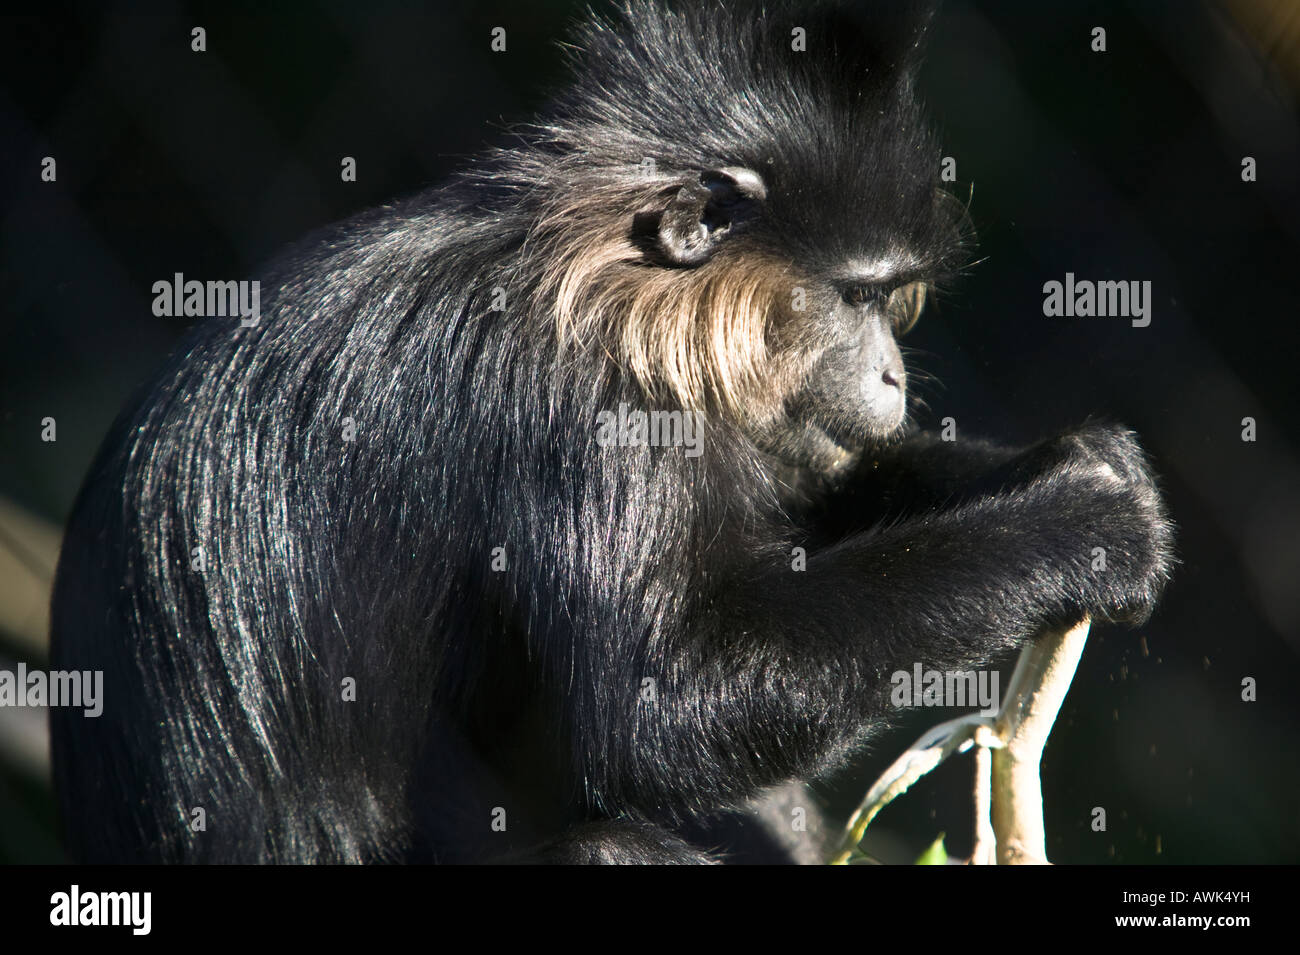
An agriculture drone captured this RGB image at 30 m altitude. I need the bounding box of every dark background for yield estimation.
[1,0,1297,864]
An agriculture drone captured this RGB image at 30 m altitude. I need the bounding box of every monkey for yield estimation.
[48,0,1173,864]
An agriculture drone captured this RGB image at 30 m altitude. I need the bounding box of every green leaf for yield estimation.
[914,833,948,865]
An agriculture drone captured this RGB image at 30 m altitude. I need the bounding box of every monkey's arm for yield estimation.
[811,423,1141,531]
[854,431,1024,507]
[585,426,1172,816]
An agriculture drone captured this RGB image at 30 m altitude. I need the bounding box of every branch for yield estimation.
[831,617,1092,865]
[829,712,995,865]
[989,616,1091,864]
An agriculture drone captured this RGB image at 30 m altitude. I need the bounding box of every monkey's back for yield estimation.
[47,195,559,863]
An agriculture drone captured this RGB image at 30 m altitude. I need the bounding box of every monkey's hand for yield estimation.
[1012,422,1175,627]
[1013,422,1161,494]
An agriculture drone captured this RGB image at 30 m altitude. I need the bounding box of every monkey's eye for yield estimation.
[885,281,928,334]
[840,283,885,308]
[839,280,928,333]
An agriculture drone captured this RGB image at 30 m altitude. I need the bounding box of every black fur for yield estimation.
[49,1,1172,864]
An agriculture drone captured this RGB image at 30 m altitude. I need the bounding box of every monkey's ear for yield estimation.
[655,167,766,266]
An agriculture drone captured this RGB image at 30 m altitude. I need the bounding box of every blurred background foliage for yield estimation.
[1,0,1297,863]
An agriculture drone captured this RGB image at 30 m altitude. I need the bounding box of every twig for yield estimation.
[970,742,995,865]
[990,617,1091,864]
[831,617,1092,865]
[829,712,995,865]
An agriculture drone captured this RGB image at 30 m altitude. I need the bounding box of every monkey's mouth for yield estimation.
[757,416,864,475]
[801,421,862,471]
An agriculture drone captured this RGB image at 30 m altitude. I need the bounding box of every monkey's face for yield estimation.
[785,276,927,455]
[645,163,940,474]
[750,269,930,474]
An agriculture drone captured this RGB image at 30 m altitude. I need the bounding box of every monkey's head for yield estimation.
[523,1,968,475]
